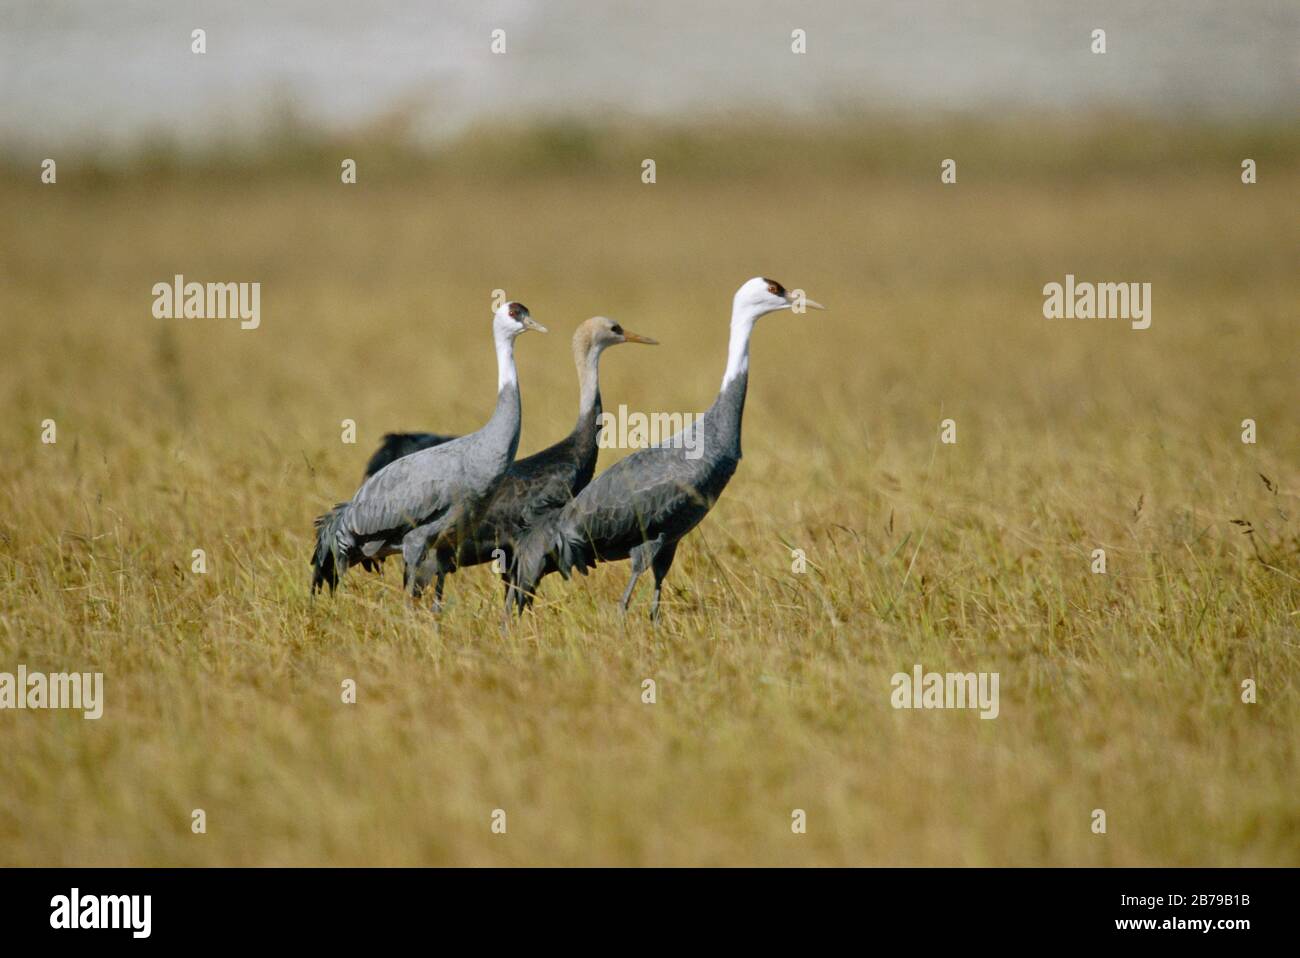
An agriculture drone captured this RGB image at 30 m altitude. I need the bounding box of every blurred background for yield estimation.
[2,0,1297,156]
[0,2,1296,866]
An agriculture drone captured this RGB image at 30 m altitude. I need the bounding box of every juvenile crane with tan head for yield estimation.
[509,277,824,621]
[359,316,659,601]
[310,300,546,607]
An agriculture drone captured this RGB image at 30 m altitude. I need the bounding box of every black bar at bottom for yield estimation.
[0,867,1284,945]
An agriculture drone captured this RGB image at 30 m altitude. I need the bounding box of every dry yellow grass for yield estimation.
[0,121,1296,865]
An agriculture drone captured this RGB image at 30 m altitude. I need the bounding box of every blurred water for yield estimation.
[1,0,1295,151]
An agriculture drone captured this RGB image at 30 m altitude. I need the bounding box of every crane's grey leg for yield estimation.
[619,573,640,612]
[500,572,516,620]
[649,539,678,623]
[403,549,427,598]
[414,548,453,612]
[401,526,436,600]
[621,537,663,614]
[620,549,648,612]
[496,545,514,609]
[408,554,436,596]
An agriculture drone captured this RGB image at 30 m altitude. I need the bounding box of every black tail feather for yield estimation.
[310,502,351,595]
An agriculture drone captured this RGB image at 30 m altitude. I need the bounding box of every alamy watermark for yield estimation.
[1043,274,1151,330]
[597,404,703,459]
[0,665,103,719]
[50,889,150,938]
[152,274,260,330]
[891,664,999,719]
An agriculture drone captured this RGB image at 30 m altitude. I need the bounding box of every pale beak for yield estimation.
[798,296,826,311]
[523,317,548,333]
[622,330,658,345]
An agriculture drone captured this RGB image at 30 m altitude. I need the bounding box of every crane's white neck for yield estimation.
[721,310,759,390]
[495,329,519,392]
[577,343,605,414]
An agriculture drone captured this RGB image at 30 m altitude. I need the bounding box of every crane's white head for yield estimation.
[494,300,547,339]
[721,278,824,388]
[732,277,824,323]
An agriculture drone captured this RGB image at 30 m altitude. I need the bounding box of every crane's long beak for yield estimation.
[622,330,658,345]
[800,296,826,311]
[523,317,548,333]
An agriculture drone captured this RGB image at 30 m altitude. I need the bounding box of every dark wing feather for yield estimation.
[510,439,735,601]
[503,438,587,526]
[563,442,730,562]
[456,434,585,564]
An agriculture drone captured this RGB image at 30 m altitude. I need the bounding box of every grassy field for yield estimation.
[0,119,1297,865]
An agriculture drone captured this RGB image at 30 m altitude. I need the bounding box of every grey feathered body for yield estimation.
[311,383,520,592]
[454,392,602,568]
[512,372,747,600]
[363,431,457,478]
[360,394,603,573]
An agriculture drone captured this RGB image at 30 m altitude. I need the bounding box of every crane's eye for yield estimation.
[610,324,623,335]
[509,306,521,319]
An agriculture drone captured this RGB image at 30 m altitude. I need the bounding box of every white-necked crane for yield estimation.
[311,300,546,607]
[509,277,823,620]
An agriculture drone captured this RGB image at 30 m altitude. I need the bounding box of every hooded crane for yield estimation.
[509,277,823,620]
[311,300,546,606]
[360,317,658,595]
